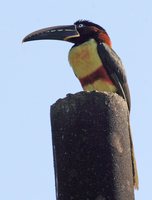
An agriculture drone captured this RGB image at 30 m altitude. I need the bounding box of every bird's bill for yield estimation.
[22,25,80,43]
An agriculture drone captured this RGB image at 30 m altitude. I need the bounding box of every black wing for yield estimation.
[97,43,131,111]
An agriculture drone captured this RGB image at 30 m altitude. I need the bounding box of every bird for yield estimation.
[23,19,138,189]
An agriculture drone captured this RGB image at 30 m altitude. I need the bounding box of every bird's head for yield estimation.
[23,20,112,47]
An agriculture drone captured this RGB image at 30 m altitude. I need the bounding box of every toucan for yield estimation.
[23,19,138,189]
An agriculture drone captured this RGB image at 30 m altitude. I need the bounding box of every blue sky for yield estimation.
[1,0,152,199]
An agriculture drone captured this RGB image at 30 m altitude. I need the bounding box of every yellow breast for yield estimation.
[69,39,102,79]
[68,39,116,92]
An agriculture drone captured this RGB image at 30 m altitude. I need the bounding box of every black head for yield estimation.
[66,20,109,45]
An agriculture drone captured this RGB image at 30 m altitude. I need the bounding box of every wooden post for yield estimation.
[51,91,134,200]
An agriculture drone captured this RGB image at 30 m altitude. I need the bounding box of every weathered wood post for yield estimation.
[51,91,134,200]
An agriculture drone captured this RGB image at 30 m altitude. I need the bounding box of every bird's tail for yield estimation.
[129,122,139,189]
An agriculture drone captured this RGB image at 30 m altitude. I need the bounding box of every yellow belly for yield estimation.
[83,79,116,92]
[68,39,116,92]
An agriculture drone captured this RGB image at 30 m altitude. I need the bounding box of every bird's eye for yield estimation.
[78,24,84,28]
